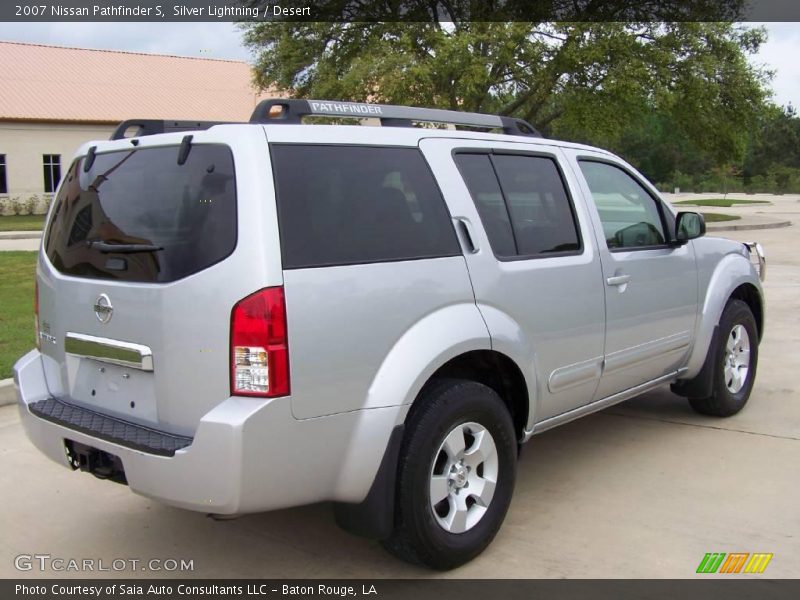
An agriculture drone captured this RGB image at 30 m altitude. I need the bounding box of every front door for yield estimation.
[568,152,699,399]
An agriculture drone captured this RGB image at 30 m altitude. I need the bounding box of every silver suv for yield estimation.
[14,100,766,569]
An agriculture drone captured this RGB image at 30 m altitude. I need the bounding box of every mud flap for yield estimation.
[333,424,404,540]
[671,325,719,399]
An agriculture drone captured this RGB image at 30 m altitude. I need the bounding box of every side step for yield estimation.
[29,398,192,457]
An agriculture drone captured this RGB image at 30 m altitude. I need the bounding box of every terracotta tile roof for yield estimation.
[0,41,277,123]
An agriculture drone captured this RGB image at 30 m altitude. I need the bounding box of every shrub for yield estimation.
[9,197,23,216]
[24,195,38,215]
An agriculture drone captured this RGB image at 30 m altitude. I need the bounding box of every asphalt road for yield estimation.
[1,197,797,579]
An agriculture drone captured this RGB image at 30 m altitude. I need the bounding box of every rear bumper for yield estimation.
[14,349,405,515]
[29,397,193,456]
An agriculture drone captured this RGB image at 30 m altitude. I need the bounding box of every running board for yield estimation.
[525,369,686,438]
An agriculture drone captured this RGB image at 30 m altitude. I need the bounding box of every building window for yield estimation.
[43,154,61,194]
[0,154,7,195]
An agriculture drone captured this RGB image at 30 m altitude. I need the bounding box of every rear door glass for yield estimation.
[455,152,581,258]
[45,144,237,283]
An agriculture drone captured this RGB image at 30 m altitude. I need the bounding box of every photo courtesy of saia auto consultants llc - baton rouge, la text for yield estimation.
[15,584,379,597]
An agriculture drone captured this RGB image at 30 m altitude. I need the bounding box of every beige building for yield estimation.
[0,41,275,213]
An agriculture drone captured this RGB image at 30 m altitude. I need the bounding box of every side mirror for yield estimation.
[675,211,706,243]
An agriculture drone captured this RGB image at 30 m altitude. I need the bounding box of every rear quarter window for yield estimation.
[270,145,460,269]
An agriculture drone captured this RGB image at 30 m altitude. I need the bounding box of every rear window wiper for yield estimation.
[86,240,164,253]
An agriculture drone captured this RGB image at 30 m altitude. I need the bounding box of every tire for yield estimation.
[382,378,517,570]
[689,299,759,417]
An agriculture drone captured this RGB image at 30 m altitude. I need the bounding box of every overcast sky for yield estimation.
[0,21,797,107]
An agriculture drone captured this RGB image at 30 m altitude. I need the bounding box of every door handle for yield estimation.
[456,218,479,254]
[606,274,631,286]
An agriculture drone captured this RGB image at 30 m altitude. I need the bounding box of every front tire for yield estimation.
[689,299,759,417]
[382,379,517,570]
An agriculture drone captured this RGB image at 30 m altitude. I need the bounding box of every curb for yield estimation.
[0,378,16,407]
[706,220,792,232]
[673,202,773,208]
[0,231,42,240]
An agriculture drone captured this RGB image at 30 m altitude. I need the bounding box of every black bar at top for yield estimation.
[3,0,800,22]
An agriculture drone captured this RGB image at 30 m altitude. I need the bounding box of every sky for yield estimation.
[0,21,797,107]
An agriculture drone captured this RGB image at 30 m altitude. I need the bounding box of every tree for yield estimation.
[241,3,770,168]
[743,104,800,177]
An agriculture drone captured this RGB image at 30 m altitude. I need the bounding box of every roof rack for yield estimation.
[249,99,542,137]
[110,119,234,140]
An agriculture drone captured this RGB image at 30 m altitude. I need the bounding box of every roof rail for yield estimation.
[109,119,234,140]
[249,99,542,137]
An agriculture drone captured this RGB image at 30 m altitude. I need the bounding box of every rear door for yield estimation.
[567,151,698,399]
[266,139,479,420]
[37,126,281,436]
[421,138,606,423]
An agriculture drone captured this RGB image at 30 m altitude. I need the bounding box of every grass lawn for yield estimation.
[674,199,770,207]
[702,213,740,223]
[0,215,46,231]
[0,252,37,379]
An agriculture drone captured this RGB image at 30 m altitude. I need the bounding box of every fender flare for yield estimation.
[682,253,763,380]
[333,302,541,539]
[333,302,491,539]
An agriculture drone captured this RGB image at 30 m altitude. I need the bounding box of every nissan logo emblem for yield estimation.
[93,294,113,324]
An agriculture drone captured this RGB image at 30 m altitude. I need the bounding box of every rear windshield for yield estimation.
[45,144,236,283]
[271,144,460,269]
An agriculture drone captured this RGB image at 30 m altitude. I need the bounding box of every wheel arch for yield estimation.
[334,348,531,541]
[409,350,530,442]
[729,282,763,342]
[683,253,764,379]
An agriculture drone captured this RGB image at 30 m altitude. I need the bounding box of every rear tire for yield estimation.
[382,379,517,570]
[689,299,758,417]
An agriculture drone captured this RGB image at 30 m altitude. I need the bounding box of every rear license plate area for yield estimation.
[67,357,158,425]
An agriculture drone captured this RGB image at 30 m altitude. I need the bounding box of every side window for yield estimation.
[270,145,460,269]
[452,154,516,257]
[455,152,581,258]
[491,155,581,256]
[579,160,666,249]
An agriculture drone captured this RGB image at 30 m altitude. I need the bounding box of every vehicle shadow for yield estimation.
[77,388,707,578]
[6,387,738,579]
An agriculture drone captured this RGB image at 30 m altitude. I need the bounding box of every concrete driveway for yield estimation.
[1,198,797,579]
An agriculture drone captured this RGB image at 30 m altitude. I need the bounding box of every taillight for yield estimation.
[230,287,289,397]
[34,278,40,350]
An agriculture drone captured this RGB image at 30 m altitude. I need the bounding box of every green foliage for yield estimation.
[650,103,800,193]
[9,198,23,216]
[243,21,768,167]
[23,195,38,216]
[241,14,800,192]
[0,252,37,379]
[744,104,800,176]
[0,215,46,232]
[658,164,800,194]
